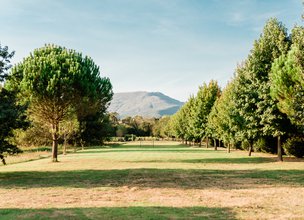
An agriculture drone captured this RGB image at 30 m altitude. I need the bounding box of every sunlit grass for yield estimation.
[0,143,303,219]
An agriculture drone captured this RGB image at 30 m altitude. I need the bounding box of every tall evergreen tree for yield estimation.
[7,44,113,162]
[270,26,304,131]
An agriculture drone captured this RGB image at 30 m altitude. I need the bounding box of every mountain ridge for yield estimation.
[108,91,184,118]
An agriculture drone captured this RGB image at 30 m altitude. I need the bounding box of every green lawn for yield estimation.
[0,143,303,219]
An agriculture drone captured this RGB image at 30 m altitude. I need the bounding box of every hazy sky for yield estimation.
[0,0,302,101]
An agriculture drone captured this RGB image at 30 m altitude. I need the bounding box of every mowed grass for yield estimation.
[0,142,303,219]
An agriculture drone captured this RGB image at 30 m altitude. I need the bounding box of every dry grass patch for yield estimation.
[0,144,303,219]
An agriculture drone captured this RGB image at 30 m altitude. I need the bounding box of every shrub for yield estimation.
[254,137,277,154]
[283,137,304,158]
[240,140,250,150]
[124,134,136,141]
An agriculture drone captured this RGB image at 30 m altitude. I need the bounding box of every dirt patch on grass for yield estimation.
[1,145,303,219]
[0,186,303,219]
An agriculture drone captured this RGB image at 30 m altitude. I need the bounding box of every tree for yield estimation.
[59,112,79,154]
[153,116,171,138]
[0,44,26,165]
[7,44,113,162]
[79,111,114,146]
[184,96,196,144]
[0,44,15,81]
[206,98,220,150]
[0,88,26,164]
[270,37,304,130]
[170,104,188,143]
[189,80,220,146]
[207,81,239,152]
[252,18,290,161]
[232,18,290,158]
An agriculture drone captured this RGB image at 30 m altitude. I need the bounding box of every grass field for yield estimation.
[0,142,303,219]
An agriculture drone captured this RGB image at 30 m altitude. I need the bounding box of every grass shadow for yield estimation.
[180,157,276,164]
[0,168,303,190]
[128,157,276,164]
[76,149,220,154]
[0,206,236,220]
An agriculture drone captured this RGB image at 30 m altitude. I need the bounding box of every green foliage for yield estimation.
[232,18,290,145]
[253,137,277,154]
[0,88,26,164]
[270,40,304,129]
[170,104,188,140]
[116,124,129,137]
[283,137,304,158]
[207,81,237,145]
[189,80,220,141]
[7,44,113,161]
[153,116,173,138]
[12,123,51,147]
[0,44,26,164]
[0,44,15,82]
[170,80,220,144]
[80,113,114,146]
[182,96,196,141]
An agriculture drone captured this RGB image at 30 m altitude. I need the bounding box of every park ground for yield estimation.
[0,141,303,220]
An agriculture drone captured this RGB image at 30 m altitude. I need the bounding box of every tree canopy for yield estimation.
[0,44,26,164]
[7,44,113,162]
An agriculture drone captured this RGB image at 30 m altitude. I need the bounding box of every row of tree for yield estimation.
[0,44,113,163]
[110,114,172,139]
[166,18,304,160]
[2,18,303,163]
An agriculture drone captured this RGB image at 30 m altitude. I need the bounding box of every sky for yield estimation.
[0,0,302,101]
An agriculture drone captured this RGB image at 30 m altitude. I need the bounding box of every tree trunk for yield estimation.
[63,134,67,155]
[214,139,217,151]
[248,140,253,156]
[52,123,59,162]
[277,135,283,162]
[80,139,85,150]
[0,155,6,165]
[219,141,221,148]
[227,143,231,153]
[199,139,202,147]
[206,137,209,148]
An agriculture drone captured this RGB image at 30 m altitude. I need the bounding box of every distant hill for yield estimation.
[108,91,184,118]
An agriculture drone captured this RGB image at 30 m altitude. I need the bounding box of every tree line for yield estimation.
[164,18,304,160]
[1,18,304,164]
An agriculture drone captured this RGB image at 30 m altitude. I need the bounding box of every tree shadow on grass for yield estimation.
[76,149,220,154]
[180,157,277,164]
[129,157,276,164]
[0,168,303,190]
[0,206,236,220]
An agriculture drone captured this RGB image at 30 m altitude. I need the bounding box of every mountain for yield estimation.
[108,91,184,118]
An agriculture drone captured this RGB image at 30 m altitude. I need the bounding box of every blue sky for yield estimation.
[0,0,302,101]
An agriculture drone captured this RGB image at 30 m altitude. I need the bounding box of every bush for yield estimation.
[283,137,304,158]
[254,137,277,154]
[240,140,250,150]
[124,134,136,141]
